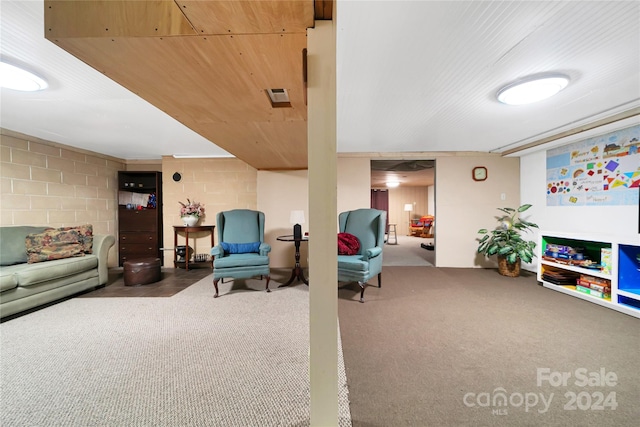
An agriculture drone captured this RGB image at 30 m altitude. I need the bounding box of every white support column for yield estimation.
[307,17,338,427]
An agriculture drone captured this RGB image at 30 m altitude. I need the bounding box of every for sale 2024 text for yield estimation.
[537,367,618,411]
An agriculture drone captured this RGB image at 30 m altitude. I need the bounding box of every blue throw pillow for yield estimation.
[221,241,261,254]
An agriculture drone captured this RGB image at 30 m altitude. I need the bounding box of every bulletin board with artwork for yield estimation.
[546,124,640,206]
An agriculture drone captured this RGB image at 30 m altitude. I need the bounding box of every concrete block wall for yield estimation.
[0,129,124,266]
[161,156,258,266]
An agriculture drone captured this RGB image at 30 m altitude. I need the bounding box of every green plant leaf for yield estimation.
[479,204,538,263]
[497,208,515,215]
[478,242,489,253]
[498,246,513,255]
[519,220,538,228]
[518,248,530,261]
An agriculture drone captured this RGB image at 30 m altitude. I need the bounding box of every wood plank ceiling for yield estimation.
[44,0,331,170]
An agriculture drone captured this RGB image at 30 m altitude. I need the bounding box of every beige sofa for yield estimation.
[0,225,115,319]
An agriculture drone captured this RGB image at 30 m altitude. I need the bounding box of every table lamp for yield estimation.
[290,210,305,239]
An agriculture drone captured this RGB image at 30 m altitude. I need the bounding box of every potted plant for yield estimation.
[477,204,539,277]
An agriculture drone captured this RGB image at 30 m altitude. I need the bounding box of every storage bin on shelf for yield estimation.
[537,232,639,319]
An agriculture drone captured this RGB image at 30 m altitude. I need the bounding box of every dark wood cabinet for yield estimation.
[118,171,163,266]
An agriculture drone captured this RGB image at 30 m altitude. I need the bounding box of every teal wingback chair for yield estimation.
[338,208,387,302]
[210,209,271,298]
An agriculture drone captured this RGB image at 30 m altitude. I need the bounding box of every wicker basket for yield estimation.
[498,256,521,277]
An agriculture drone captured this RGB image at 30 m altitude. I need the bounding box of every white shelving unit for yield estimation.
[537,231,640,319]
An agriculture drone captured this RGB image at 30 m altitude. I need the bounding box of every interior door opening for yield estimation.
[370,159,436,266]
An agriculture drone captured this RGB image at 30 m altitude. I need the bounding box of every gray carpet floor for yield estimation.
[4,265,637,426]
[383,235,435,267]
[0,276,351,427]
[338,266,640,427]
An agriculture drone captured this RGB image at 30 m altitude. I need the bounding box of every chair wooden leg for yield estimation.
[213,278,220,298]
[359,281,366,303]
[265,275,271,293]
[378,272,382,288]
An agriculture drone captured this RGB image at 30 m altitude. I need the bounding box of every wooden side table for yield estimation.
[173,225,215,270]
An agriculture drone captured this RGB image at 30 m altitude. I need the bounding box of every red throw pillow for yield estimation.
[338,233,360,255]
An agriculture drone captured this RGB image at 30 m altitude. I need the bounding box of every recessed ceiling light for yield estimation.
[497,73,569,106]
[0,61,48,91]
[386,181,400,188]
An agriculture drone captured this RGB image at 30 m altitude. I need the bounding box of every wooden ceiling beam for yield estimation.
[314,0,333,20]
[44,0,317,170]
[178,0,314,34]
[44,0,196,38]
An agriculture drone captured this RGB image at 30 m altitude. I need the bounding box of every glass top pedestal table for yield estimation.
[277,234,309,287]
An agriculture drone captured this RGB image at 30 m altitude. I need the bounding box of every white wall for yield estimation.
[436,155,521,268]
[256,157,371,269]
[260,154,525,270]
[519,124,640,271]
[427,185,435,216]
[257,170,309,268]
[337,157,371,213]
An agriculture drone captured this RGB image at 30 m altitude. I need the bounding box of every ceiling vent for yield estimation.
[266,88,291,108]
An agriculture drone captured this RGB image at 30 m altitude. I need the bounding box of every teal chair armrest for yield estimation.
[259,243,271,256]
[210,245,224,257]
[363,246,382,260]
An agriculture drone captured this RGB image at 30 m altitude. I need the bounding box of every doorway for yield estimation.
[370,159,436,266]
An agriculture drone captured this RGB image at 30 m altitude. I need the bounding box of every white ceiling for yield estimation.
[1,0,232,159]
[2,1,639,162]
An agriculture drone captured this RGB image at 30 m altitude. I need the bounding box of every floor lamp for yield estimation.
[404,203,413,235]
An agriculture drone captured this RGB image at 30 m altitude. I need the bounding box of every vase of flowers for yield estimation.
[179,199,204,226]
